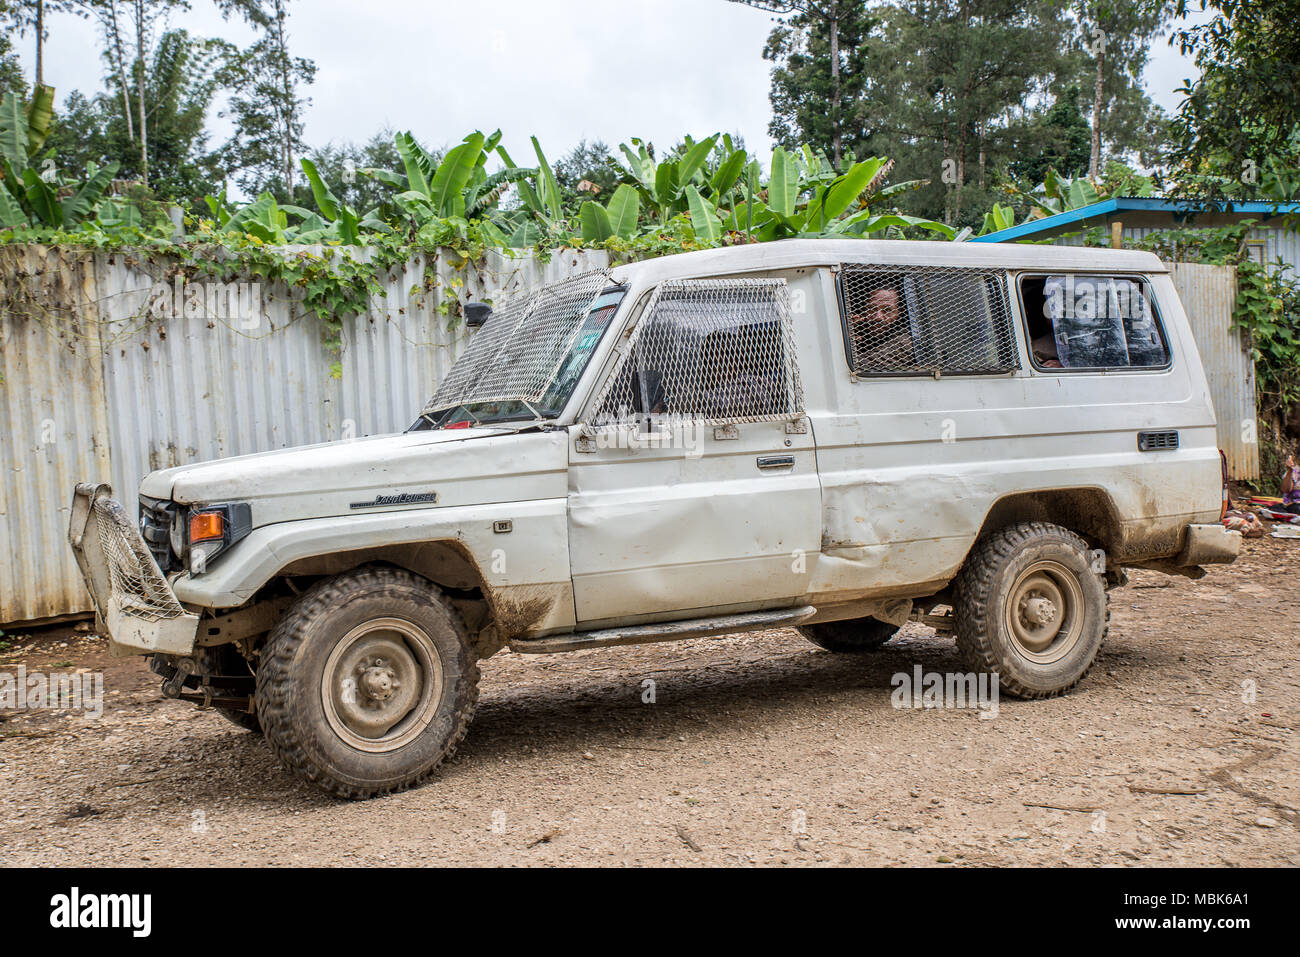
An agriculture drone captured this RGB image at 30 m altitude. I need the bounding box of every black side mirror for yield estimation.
[464,302,493,328]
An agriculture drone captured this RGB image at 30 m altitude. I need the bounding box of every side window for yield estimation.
[839,265,1018,376]
[1020,274,1170,370]
[590,279,803,426]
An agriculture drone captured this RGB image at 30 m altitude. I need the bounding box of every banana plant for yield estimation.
[1021,168,1103,219]
[364,130,536,240]
[2,88,106,229]
[979,203,1018,236]
[496,136,575,246]
[222,192,292,244]
[719,149,952,242]
[579,183,641,242]
[293,157,364,244]
[617,133,725,226]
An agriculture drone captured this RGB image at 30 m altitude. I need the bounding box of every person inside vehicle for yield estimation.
[1031,330,1064,368]
[849,281,916,369]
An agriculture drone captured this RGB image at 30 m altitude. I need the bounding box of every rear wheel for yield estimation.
[800,617,900,653]
[256,566,479,799]
[953,522,1107,699]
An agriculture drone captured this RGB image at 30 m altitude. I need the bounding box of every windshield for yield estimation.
[415,271,626,429]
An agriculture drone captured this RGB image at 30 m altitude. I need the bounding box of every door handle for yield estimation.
[757,455,796,470]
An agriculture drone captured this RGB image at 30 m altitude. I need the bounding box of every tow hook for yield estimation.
[161,658,194,698]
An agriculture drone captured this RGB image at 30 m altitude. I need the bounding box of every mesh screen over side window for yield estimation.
[589,279,803,427]
[839,264,1019,376]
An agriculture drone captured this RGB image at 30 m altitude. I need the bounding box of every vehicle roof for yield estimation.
[608,238,1168,287]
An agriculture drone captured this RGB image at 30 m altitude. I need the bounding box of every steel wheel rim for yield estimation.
[1004,561,1085,664]
[321,617,444,753]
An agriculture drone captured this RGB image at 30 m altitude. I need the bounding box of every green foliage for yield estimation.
[0,90,120,229]
[1011,87,1092,185]
[1130,221,1300,411]
[1170,0,1300,197]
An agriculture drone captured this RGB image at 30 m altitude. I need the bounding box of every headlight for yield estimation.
[183,503,253,574]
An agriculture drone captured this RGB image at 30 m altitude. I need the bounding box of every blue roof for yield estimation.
[971,197,1300,243]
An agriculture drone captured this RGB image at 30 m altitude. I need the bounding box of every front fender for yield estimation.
[172,499,574,634]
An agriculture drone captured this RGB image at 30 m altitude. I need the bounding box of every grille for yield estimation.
[589,279,802,427]
[139,496,179,573]
[840,264,1018,376]
[424,269,612,415]
[94,498,187,623]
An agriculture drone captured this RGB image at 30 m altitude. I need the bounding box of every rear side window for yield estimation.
[1019,274,1170,370]
[838,265,1019,376]
[589,279,803,426]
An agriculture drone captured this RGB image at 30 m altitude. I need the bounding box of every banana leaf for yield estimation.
[685,186,721,244]
[605,184,640,239]
[431,132,486,218]
[0,92,29,175]
[62,161,120,227]
[21,168,60,226]
[25,85,55,154]
[580,201,614,242]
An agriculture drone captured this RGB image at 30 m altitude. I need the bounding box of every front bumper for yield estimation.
[67,483,199,658]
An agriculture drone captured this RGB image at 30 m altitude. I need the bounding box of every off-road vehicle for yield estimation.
[69,239,1240,798]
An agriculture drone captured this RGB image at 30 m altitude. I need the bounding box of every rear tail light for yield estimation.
[1220,449,1230,522]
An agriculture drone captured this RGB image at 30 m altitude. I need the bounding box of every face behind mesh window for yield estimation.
[840,265,1018,376]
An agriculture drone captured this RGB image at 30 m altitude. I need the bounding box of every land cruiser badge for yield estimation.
[350,491,439,510]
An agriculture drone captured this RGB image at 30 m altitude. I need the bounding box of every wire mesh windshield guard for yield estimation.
[840,264,1019,376]
[423,269,613,416]
[586,278,804,430]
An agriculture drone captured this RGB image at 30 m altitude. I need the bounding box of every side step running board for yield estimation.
[509,605,816,655]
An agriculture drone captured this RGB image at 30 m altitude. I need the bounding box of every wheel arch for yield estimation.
[971,488,1123,557]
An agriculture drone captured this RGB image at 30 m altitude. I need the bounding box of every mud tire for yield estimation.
[256,566,479,799]
[953,522,1108,700]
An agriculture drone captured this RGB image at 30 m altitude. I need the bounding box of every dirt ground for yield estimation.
[1,536,1297,867]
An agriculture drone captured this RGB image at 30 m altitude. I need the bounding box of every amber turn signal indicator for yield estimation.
[190,511,226,543]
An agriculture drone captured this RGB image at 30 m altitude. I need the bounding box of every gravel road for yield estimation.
[2,536,1296,867]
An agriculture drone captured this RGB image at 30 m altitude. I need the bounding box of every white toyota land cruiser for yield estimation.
[69,239,1240,798]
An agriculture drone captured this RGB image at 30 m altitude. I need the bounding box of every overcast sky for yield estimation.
[20,0,1211,167]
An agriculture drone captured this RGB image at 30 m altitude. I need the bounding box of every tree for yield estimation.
[1,0,86,87]
[43,30,226,200]
[759,1,879,168]
[858,1,1075,227]
[731,0,865,168]
[74,0,192,185]
[0,3,29,98]
[1011,86,1093,184]
[554,139,620,208]
[214,0,316,196]
[1170,0,1300,195]
[1070,1,1172,178]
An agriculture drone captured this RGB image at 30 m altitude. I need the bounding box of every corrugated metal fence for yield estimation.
[0,245,607,625]
[1169,263,1259,481]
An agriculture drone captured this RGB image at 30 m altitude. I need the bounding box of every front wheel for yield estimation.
[953,522,1108,699]
[256,566,479,799]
